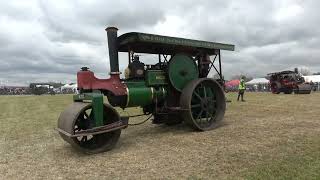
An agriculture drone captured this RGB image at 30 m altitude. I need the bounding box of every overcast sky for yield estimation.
[0,0,319,85]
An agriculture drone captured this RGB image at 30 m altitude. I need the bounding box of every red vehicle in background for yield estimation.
[267,70,311,94]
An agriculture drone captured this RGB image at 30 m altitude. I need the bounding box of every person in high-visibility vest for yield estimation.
[237,77,246,101]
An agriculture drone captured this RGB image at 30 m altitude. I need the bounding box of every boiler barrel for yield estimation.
[125,81,166,107]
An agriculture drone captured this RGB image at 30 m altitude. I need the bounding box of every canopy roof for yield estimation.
[117,32,235,55]
[267,70,295,76]
[246,78,269,85]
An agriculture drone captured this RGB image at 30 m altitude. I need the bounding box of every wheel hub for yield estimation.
[201,100,208,110]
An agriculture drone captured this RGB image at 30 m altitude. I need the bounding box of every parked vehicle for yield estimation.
[267,70,311,94]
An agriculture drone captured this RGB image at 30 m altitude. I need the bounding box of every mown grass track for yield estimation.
[0,93,319,179]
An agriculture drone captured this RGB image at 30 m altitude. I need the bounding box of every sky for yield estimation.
[0,0,319,85]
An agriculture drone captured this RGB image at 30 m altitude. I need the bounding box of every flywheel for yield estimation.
[168,53,199,91]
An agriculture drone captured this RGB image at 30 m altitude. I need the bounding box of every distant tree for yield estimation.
[264,75,270,80]
[31,87,48,95]
[313,72,320,75]
[230,74,253,82]
[299,67,312,76]
[245,76,253,82]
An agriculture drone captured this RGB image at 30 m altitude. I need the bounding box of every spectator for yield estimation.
[237,77,246,102]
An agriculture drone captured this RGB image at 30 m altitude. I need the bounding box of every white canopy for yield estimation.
[303,75,320,83]
[246,78,269,85]
[61,83,77,90]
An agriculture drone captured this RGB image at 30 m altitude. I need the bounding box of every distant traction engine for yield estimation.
[268,70,311,94]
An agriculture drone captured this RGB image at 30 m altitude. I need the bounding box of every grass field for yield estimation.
[0,92,320,179]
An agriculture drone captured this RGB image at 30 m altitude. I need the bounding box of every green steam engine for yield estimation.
[57,27,235,154]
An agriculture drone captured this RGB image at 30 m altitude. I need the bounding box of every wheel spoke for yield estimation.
[84,111,95,125]
[203,86,207,99]
[208,113,216,122]
[193,91,203,102]
[197,116,203,125]
[205,111,209,122]
[196,110,203,120]
[207,94,216,103]
[81,136,87,142]
[191,104,201,108]
[84,111,92,121]
[208,100,217,105]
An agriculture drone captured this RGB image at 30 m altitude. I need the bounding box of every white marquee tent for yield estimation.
[303,75,320,91]
[303,75,320,83]
[245,78,270,92]
[61,83,78,93]
[246,78,269,85]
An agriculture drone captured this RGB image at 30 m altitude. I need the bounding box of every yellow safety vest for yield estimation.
[239,80,246,90]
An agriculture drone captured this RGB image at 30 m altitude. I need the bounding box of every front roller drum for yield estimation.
[180,78,226,131]
[58,102,121,154]
[294,84,312,94]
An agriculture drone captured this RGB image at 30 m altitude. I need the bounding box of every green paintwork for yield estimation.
[145,70,167,86]
[153,87,167,101]
[168,54,199,91]
[125,80,167,107]
[118,32,235,53]
[73,92,104,127]
[126,81,152,107]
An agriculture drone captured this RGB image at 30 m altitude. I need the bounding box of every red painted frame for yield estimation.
[77,70,127,96]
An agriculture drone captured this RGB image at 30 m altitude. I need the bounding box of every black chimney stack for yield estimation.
[105,27,119,73]
[294,67,298,73]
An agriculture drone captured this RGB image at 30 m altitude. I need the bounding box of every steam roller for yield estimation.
[56,26,235,154]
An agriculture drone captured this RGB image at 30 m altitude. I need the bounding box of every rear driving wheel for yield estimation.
[180,78,226,131]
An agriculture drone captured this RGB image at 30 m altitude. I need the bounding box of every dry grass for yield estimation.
[0,92,320,179]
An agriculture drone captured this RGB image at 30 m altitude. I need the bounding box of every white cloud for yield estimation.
[274,2,303,22]
[0,0,320,85]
